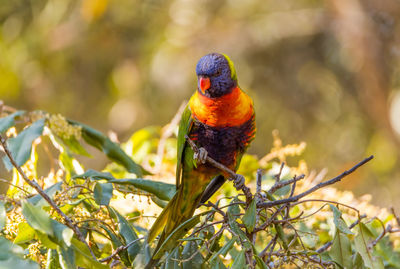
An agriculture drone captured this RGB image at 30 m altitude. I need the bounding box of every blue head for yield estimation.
[196,53,238,98]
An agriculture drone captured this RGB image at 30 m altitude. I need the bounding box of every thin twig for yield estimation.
[99,237,145,263]
[254,169,263,244]
[256,169,263,197]
[275,162,285,182]
[152,102,186,174]
[258,156,374,208]
[371,218,387,247]
[206,201,227,219]
[289,180,297,198]
[266,235,278,263]
[391,207,400,227]
[0,135,96,259]
[0,178,30,195]
[291,199,360,214]
[255,205,286,232]
[267,174,305,195]
[258,234,278,260]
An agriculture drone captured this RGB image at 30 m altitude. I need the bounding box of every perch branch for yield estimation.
[185,135,253,203]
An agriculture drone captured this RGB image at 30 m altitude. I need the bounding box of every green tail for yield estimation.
[146,170,212,268]
[147,194,176,244]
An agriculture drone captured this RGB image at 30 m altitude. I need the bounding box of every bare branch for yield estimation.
[258,156,374,208]
[275,162,285,182]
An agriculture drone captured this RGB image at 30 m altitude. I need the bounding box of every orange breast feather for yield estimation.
[189,87,254,127]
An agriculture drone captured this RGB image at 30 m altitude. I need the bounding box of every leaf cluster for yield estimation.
[0,106,399,268]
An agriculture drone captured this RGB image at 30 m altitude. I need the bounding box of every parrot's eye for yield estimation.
[214,69,222,77]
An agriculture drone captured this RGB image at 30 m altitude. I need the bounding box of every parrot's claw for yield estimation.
[194,147,208,165]
[233,174,245,189]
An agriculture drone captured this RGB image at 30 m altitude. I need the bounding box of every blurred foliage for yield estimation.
[0,107,399,268]
[1,0,400,213]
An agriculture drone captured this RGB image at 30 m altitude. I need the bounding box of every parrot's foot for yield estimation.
[194,147,208,165]
[233,174,245,189]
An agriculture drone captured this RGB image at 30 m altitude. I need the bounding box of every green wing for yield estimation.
[176,105,193,188]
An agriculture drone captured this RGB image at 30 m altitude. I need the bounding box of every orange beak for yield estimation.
[199,76,210,94]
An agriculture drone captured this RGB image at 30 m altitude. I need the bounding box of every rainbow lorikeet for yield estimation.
[145,53,256,268]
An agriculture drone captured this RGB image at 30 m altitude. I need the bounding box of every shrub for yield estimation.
[0,103,399,268]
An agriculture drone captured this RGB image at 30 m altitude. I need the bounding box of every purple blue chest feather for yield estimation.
[190,115,255,168]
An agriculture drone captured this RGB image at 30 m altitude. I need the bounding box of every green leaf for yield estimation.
[0,201,5,230]
[298,223,318,248]
[46,249,60,269]
[59,151,79,180]
[69,120,147,177]
[210,236,237,263]
[328,229,352,269]
[22,200,53,237]
[274,223,288,250]
[74,170,176,201]
[57,246,76,269]
[164,247,180,269]
[209,256,227,269]
[125,126,160,162]
[101,225,131,267]
[110,178,175,201]
[94,182,113,206]
[353,252,364,269]
[182,240,203,269]
[22,201,73,247]
[374,236,400,267]
[151,196,168,208]
[0,111,25,133]
[110,207,141,262]
[2,118,45,170]
[228,220,250,250]
[153,213,204,260]
[218,236,237,257]
[242,199,256,232]
[231,251,246,269]
[70,238,109,269]
[73,169,115,180]
[28,182,63,207]
[254,255,268,269]
[13,222,36,244]
[0,237,39,268]
[36,231,58,249]
[354,223,384,269]
[227,197,241,221]
[58,136,91,157]
[329,205,353,235]
[207,227,224,259]
[52,220,73,247]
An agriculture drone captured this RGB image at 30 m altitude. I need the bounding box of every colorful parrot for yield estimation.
[145,53,256,268]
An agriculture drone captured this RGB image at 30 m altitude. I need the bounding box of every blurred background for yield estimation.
[1,0,400,209]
